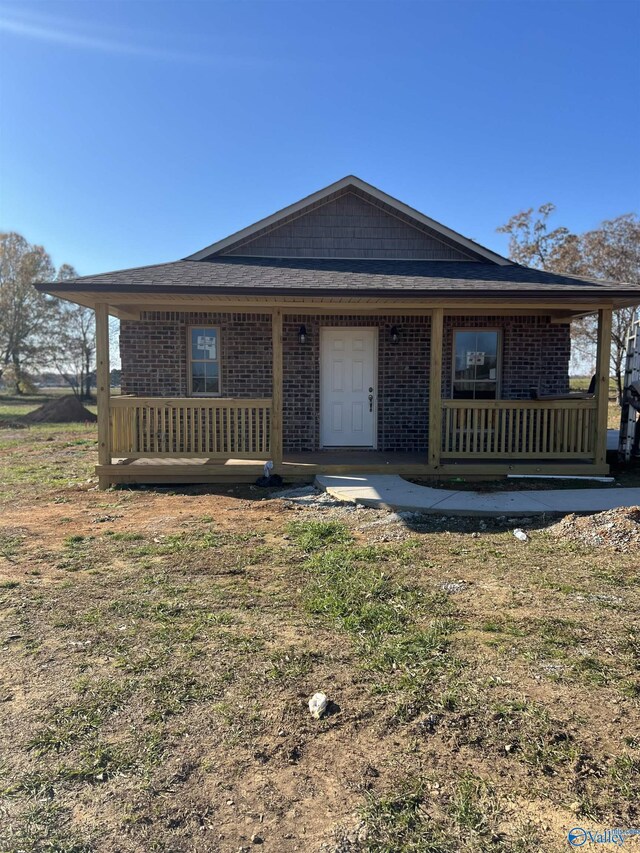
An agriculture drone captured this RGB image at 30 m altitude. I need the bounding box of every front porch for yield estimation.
[93,303,614,488]
[98,396,610,486]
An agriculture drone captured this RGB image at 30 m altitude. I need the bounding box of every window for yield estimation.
[452,329,500,400]
[188,326,220,395]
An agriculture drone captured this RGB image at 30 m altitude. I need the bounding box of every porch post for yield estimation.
[271,309,283,470]
[429,308,444,469]
[594,306,613,469]
[95,303,111,489]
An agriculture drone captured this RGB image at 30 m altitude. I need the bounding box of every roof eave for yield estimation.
[35,282,640,303]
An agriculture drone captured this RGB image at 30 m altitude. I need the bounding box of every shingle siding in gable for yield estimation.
[223,191,473,260]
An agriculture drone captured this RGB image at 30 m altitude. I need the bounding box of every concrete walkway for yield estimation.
[315,474,640,517]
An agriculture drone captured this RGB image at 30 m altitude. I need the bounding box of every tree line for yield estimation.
[0,233,97,398]
[498,208,639,397]
[1,210,638,399]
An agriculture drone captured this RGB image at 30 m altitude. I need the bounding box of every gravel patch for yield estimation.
[550,506,640,552]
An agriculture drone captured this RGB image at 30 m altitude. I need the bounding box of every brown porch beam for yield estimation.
[549,312,592,325]
[110,302,604,321]
[594,307,613,469]
[51,291,620,313]
[95,303,111,489]
[429,308,444,469]
[271,309,283,471]
[112,306,143,321]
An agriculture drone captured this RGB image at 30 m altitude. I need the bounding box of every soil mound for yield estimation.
[24,395,97,424]
[551,505,640,551]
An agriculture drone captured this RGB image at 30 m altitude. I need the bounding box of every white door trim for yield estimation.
[319,326,378,449]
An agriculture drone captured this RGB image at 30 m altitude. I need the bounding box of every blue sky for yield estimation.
[1,0,639,276]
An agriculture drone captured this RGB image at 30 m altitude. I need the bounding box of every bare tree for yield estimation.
[497,203,572,269]
[498,208,640,396]
[49,265,96,400]
[556,215,640,398]
[0,233,56,393]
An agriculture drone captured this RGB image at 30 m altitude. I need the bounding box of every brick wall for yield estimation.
[120,312,272,397]
[442,316,571,399]
[120,311,571,453]
[283,315,431,452]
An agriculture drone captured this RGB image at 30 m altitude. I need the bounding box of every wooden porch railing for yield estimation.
[442,399,598,460]
[110,397,272,458]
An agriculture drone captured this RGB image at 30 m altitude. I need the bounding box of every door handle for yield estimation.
[368,393,374,412]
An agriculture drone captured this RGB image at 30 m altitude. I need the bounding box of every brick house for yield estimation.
[37,177,640,487]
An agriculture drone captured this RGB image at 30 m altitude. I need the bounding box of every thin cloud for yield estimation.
[0,8,265,67]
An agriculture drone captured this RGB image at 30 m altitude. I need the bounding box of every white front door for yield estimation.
[320,327,377,448]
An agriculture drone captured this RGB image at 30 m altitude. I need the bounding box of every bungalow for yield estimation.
[36,176,640,488]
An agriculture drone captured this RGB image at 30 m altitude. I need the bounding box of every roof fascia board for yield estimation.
[206,255,482,262]
[185,176,511,266]
[36,285,634,306]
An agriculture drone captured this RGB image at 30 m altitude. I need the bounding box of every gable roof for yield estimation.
[186,176,511,265]
[34,176,640,309]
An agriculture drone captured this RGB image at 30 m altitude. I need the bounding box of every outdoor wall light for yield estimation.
[298,324,307,344]
[390,325,400,344]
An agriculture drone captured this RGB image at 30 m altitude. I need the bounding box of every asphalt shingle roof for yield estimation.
[38,257,640,300]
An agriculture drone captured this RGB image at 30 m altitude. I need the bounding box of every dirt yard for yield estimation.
[0,408,639,852]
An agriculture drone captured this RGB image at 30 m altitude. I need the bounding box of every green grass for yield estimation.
[0,426,97,500]
[292,527,463,719]
[360,779,450,853]
[485,700,577,769]
[0,531,24,559]
[360,773,536,853]
[103,531,144,542]
[286,519,352,551]
[608,754,640,801]
[1,800,92,853]
[1,423,639,851]
[267,646,321,680]
[27,680,133,755]
[304,544,414,635]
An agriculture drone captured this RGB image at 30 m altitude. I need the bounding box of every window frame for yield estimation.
[451,327,502,401]
[187,325,222,397]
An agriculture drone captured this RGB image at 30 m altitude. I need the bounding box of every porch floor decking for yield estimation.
[98,447,611,486]
[105,451,430,483]
[111,451,426,467]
